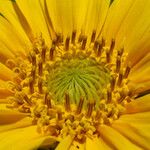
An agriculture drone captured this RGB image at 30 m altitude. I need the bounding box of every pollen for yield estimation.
[6,31,134,143]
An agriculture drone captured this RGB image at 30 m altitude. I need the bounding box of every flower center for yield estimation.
[47,57,111,107]
[5,31,133,144]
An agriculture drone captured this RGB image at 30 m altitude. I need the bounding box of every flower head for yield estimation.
[0,0,150,149]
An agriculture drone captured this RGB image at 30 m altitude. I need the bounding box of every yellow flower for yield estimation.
[0,0,150,149]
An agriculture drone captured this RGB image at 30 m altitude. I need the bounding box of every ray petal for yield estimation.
[98,125,141,150]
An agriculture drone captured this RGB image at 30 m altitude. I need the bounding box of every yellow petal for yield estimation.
[0,104,29,125]
[14,0,51,44]
[0,42,15,64]
[117,111,150,124]
[0,125,57,150]
[100,0,135,45]
[98,125,141,150]
[0,88,13,99]
[56,135,75,150]
[125,94,150,114]
[100,0,150,66]
[0,16,28,56]
[0,63,16,81]
[86,137,111,150]
[0,117,32,132]
[112,112,150,149]
[82,0,110,37]
[70,141,85,150]
[0,80,13,98]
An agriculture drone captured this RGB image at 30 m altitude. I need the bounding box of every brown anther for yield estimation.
[86,102,94,118]
[6,59,16,69]
[57,110,63,120]
[117,71,123,87]
[124,65,131,78]
[23,93,32,106]
[97,42,103,57]
[78,34,84,43]
[13,67,20,74]
[31,66,36,81]
[101,38,105,47]
[38,59,43,76]
[107,88,112,103]
[118,93,126,103]
[116,56,121,73]
[44,92,52,108]
[95,110,102,120]
[65,37,70,51]
[118,48,124,56]
[19,71,26,79]
[91,30,96,43]
[109,39,115,54]
[31,51,36,66]
[106,49,111,63]
[33,46,39,54]
[65,93,71,112]
[125,96,131,103]
[110,76,116,91]
[15,84,22,91]
[71,30,76,44]
[41,47,46,62]
[81,36,87,50]
[93,41,99,51]
[76,97,84,115]
[49,45,55,61]
[29,78,34,94]
[56,33,63,44]
[38,78,43,94]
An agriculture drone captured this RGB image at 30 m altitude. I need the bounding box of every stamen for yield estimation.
[109,39,115,54]
[106,49,111,63]
[38,59,43,76]
[23,93,32,106]
[6,59,16,69]
[107,88,112,103]
[101,38,105,47]
[38,78,43,94]
[117,71,123,87]
[95,110,102,120]
[76,97,84,115]
[91,30,96,43]
[81,36,87,50]
[41,47,46,62]
[86,102,94,118]
[64,93,71,112]
[78,34,84,43]
[124,65,131,78]
[33,46,39,54]
[49,45,55,61]
[44,92,52,108]
[118,48,124,56]
[19,70,26,79]
[116,56,121,73]
[97,41,103,57]
[65,37,70,51]
[13,67,20,74]
[118,93,126,103]
[57,109,63,120]
[71,30,76,44]
[93,41,99,51]
[29,78,34,94]
[31,66,36,81]
[110,76,116,91]
[31,51,36,66]
[56,33,63,44]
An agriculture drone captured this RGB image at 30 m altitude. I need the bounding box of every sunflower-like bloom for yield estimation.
[0,0,150,149]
